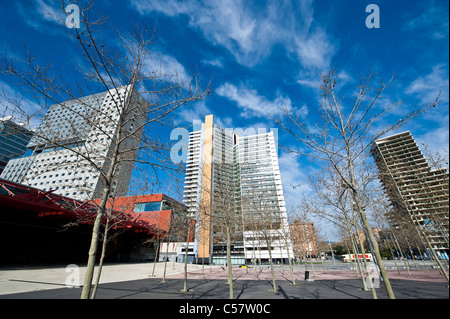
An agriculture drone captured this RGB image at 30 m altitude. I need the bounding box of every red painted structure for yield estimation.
[0,178,174,237]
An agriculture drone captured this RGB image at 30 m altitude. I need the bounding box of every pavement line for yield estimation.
[9,279,67,287]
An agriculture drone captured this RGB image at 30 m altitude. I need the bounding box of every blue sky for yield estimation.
[0,1,448,236]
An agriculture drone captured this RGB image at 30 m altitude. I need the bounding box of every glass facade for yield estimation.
[134,201,162,212]
[183,115,293,265]
[1,86,148,201]
[0,117,33,174]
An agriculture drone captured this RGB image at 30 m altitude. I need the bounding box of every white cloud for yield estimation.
[202,58,223,68]
[35,0,64,23]
[416,122,449,155]
[142,52,191,84]
[297,73,321,89]
[15,0,67,32]
[0,80,45,129]
[405,64,449,104]
[402,1,449,40]
[404,64,449,168]
[297,104,309,119]
[216,83,293,118]
[176,100,211,125]
[130,0,336,69]
[294,28,335,71]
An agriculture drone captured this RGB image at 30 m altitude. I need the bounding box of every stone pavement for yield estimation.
[0,262,448,299]
[0,261,208,295]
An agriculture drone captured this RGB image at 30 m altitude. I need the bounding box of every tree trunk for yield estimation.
[227,231,233,299]
[354,193,395,299]
[80,191,109,299]
[417,225,449,282]
[355,223,377,299]
[387,241,401,275]
[267,244,277,293]
[162,239,170,283]
[285,240,296,285]
[90,217,110,299]
[392,232,412,278]
[152,240,160,277]
[182,225,192,292]
[349,229,367,290]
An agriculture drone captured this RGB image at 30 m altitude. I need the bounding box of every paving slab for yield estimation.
[0,263,448,299]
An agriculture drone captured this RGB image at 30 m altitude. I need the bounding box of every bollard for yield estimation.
[305,271,309,280]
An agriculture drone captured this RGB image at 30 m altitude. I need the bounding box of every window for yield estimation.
[134,201,162,212]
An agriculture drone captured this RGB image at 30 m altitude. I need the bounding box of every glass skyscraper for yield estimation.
[0,117,33,174]
[183,115,293,265]
[1,85,147,201]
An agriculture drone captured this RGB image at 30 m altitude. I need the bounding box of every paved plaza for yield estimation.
[0,261,448,299]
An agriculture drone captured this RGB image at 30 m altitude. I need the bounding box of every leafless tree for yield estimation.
[207,162,242,299]
[296,168,378,297]
[0,1,210,299]
[274,68,440,298]
[241,182,291,294]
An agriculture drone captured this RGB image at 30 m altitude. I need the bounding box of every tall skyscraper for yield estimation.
[1,85,147,201]
[371,131,449,254]
[183,115,293,265]
[0,116,33,174]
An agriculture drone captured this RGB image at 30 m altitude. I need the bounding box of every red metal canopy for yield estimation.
[0,178,171,236]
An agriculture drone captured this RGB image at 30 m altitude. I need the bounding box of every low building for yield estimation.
[0,178,186,264]
[290,221,319,259]
[158,242,196,264]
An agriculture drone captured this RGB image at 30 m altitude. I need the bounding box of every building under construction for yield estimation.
[371,131,449,257]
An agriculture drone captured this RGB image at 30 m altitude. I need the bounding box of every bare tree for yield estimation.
[241,183,291,293]
[0,1,210,299]
[274,68,440,298]
[297,167,379,297]
[206,162,242,299]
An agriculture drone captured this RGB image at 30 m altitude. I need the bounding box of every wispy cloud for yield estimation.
[202,58,223,68]
[0,80,45,129]
[176,100,211,125]
[216,83,293,118]
[405,63,449,104]
[402,1,449,40]
[15,0,67,32]
[130,0,336,69]
[416,122,449,160]
[142,52,191,84]
[294,28,335,71]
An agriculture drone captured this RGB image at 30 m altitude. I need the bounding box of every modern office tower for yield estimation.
[0,116,33,174]
[371,131,449,255]
[183,114,293,265]
[1,86,148,201]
